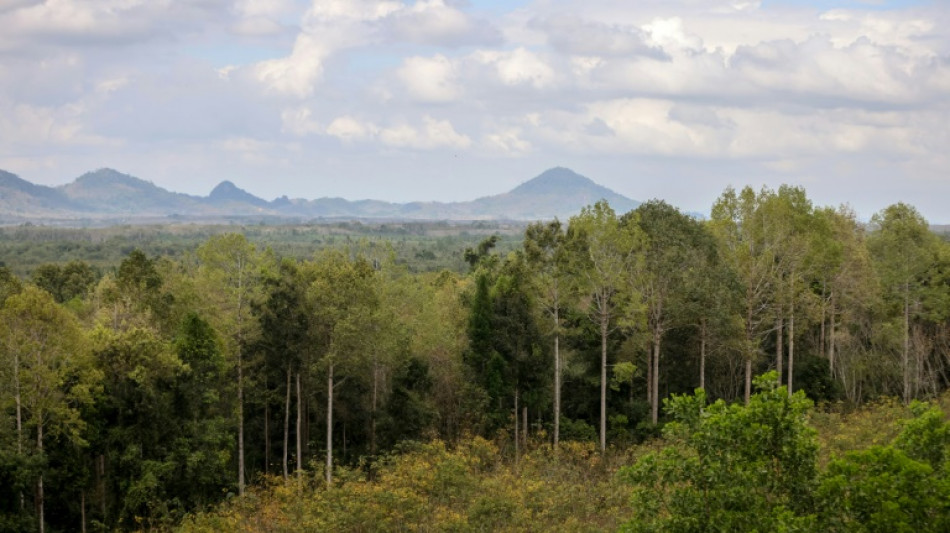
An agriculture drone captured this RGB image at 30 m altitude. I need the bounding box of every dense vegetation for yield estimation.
[2,185,950,532]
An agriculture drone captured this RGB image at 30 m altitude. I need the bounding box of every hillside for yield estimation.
[0,167,640,224]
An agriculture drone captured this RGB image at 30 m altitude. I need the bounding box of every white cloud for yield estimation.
[397,54,460,102]
[389,0,501,47]
[326,115,377,142]
[253,33,331,98]
[474,47,556,89]
[326,114,469,150]
[380,116,471,149]
[2,0,950,219]
[281,106,322,136]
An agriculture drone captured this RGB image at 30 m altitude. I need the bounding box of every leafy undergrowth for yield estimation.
[179,391,950,533]
[179,438,637,532]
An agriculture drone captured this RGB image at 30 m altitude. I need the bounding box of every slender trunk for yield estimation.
[903,288,911,404]
[744,358,752,405]
[38,417,44,533]
[81,490,86,533]
[296,372,303,483]
[264,382,270,477]
[787,300,795,395]
[553,309,560,448]
[236,264,246,497]
[15,350,23,510]
[775,314,783,385]
[651,328,660,425]
[819,281,826,358]
[98,455,105,521]
[600,310,608,453]
[522,405,528,449]
[283,366,290,480]
[699,318,707,391]
[237,346,245,496]
[326,362,333,486]
[514,389,519,460]
[371,362,378,456]
[829,294,836,378]
[646,344,653,407]
[745,302,753,405]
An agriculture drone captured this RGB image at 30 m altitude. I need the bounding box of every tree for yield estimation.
[868,203,941,404]
[32,261,98,304]
[0,286,97,533]
[621,373,818,532]
[256,259,311,480]
[307,249,378,485]
[625,200,711,423]
[567,201,643,451]
[524,220,569,446]
[196,234,272,495]
[711,187,779,403]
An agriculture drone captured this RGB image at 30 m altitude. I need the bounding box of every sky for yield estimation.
[0,0,947,221]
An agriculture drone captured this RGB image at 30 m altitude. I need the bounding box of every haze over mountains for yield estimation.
[0,167,639,224]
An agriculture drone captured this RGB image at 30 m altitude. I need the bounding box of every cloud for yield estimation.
[531,15,666,59]
[326,114,470,150]
[388,0,502,47]
[397,54,460,102]
[473,47,557,89]
[1,0,949,220]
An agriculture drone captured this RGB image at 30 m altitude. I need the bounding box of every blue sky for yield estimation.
[0,0,948,221]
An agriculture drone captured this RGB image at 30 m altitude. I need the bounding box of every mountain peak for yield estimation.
[510,167,597,195]
[207,180,269,207]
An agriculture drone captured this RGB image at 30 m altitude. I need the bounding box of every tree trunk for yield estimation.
[775,314,783,385]
[600,310,608,453]
[264,380,270,477]
[744,358,752,405]
[646,345,653,408]
[326,362,334,486]
[296,371,303,483]
[98,454,105,521]
[237,345,245,496]
[903,288,911,404]
[651,328,660,425]
[283,366,290,480]
[15,350,22,510]
[522,406,528,448]
[787,300,795,395]
[829,294,836,378]
[371,362,378,456]
[81,489,86,533]
[745,302,754,405]
[699,318,707,390]
[514,389,519,460]
[37,416,44,533]
[553,309,560,448]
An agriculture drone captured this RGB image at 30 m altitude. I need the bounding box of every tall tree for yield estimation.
[523,220,569,446]
[307,250,378,485]
[196,234,271,495]
[711,187,779,404]
[567,201,643,451]
[868,203,941,404]
[0,286,96,533]
[625,200,711,424]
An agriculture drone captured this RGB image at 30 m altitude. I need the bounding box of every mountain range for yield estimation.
[0,167,640,224]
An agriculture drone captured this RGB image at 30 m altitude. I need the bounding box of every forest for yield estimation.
[2,185,950,532]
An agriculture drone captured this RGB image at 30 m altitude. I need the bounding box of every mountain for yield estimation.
[466,167,638,219]
[207,180,271,209]
[0,167,641,223]
[57,168,207,215]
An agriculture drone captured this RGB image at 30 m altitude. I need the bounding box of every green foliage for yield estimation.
[817,403,950,532]
[620,372,819,532]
